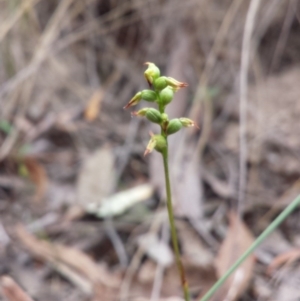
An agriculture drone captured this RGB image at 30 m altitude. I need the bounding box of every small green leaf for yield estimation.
[18,163,29,178]
[0,120,13,134]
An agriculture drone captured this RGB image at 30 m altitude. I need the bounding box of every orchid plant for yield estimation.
[124,63,196,301]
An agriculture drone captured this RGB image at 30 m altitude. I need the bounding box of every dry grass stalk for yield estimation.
[15,225,120,289]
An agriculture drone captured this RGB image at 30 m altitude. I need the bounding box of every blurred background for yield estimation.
[1,0,300,300]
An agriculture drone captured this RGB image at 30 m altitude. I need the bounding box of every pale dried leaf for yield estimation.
[51,261,93,295]
[86,183,153,217]
[0,222,10,246]
[77,146,116,207]
[214,211,255,301]
[267,248,300,275]
[253,276,272,300]
[137,233,174,267]
[173,154,202,218]
[275,267,300,301]
[0,276,34,301]
[177,221,213,268]
[137,260,157,284]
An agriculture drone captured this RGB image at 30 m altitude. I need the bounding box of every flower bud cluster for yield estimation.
[124,62,198,156]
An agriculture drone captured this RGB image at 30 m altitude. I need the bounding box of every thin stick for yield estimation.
[238,0,261,214]
[0,0,41,42]
[162,147,190,301]
[200,194,300,301]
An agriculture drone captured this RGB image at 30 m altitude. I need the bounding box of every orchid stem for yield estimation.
[162,146,190,301]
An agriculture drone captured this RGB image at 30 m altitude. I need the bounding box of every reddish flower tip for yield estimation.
[179,82,188,88]
[144,149,150,156]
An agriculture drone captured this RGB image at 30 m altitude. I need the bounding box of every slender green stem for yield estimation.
[162,146,190,301]
[200,194,300,301]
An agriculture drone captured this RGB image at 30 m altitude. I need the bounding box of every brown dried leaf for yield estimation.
[267,248,300,275]
[214,211,255,301]
[84,71,120,122]
[84,89,104,122]
[0,276,34,301]
[15,225,120,288]
[23,157,48,203]
[177,221,213,268]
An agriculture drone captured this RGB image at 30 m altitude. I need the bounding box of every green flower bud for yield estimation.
[144,62,160,85]
[179,117,197,127]
[144,134,166,156]
[161,113,169,122]
[154,135,167,153]
[132,108,162,124]
[124,90,157,109]
[165,77,188,90]
[166,119,182,135]
[131,108,149,117]
[159,86,174,106]
[145,108,162,124]
[153,76,168,91]
[141,90,157,102]
[124,92,142,109]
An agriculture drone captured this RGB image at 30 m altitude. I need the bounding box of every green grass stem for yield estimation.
[200,194,300,301]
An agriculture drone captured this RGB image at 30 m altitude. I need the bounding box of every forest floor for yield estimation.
[1,1,300,301]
